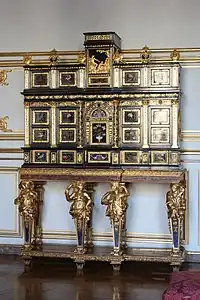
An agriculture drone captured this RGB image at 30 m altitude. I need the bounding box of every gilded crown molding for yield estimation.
[1,47,200,67]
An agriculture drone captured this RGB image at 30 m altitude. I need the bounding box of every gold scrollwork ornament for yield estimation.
[166,181,186,221]
[49,48,59,64]
[170,48,180,61]
[0,116,12,132]
[23,55,32,65]
[0,69,12,86]
[141,46,151,63]
[65,181,92,253]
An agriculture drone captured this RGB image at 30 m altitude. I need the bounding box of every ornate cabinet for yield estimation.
[16,32,186,273]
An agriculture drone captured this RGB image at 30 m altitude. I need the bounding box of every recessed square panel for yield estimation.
[151,108,170,125]
[60,150,76,164]
[151,151,169,165]
[59,110,76,125]
[151,69,170,86]
[151,127,170,144]
[59,72,76,86]
[122,128,140,143]
[32,128,49,143]
[32,110,49,125]
[122,109,140,125]
[32,72,49,87]
[32,150,49,163]
[59,128,76,143]
[123,70,140,86]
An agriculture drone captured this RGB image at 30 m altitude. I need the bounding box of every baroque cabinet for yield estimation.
[15,32,186,273]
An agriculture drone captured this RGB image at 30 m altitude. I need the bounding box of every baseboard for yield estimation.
[186,252,200,263]
[0,244,21,256]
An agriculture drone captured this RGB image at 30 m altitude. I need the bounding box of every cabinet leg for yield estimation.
[101,182,129,256]
[75,260,85,275]
[23,257,32,272]
[110,262,121,274]
[65,181,93,254]
[166,180,186,256]
[171,264,180,272]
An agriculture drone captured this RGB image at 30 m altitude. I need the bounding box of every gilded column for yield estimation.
[51,102,57,147]
[50,69,57,88]
[113,67,120,88]
[113,100,119,148]
[77,101,83,148]
[65,181,93,254]
[78,67,85,88]
[172,99,179,149]
[24,69,31,89]
[166,180,186,255]
[142,100,149,148]
[101,182,129,256]
[24,102,30,147]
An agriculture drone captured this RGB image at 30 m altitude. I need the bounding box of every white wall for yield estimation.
[0,0,200,252]
[0,0,200,51]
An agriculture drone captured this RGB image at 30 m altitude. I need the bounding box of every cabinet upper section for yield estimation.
[23,31,180,92]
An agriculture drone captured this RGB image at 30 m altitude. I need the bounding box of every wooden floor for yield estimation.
[0,256,195,300]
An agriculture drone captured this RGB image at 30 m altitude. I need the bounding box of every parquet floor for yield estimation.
[0,256,191,300]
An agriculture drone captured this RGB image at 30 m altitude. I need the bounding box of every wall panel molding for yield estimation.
[0,168,22,238]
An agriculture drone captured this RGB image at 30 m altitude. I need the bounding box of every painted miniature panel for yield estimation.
[151,69,170,86]
[60,150,76,164]
[59,128,76,143]
[122,128,141,143]
[151,127,170,144]
[32,110,49,125]
[59,72,76,86]
[122,70,141,86]
[59,110,76,125]
[122,109,141,125]
[32,128,49,143]
[32,72,49,87]
[32,150,49,163]
[121,151,140,164]
[151,151,169,165]
[87,152,111,163]
[90,123,108,144]
[150,108,170,125]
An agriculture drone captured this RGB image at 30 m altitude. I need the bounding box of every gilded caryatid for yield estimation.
[166,180,186,254]
[65,181,92,253]
[14,181,38,249]
[101,182,129,255]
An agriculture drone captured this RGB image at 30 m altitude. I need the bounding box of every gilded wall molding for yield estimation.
[42,230,188,245]
[0,47,200,67]
[0,168,22,238]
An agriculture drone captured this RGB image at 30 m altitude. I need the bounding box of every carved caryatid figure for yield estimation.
[65,181,92,253]
[101,182,129,255]
[14,181,38,248]
[102,182,129,225]
[166,181,186,254]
